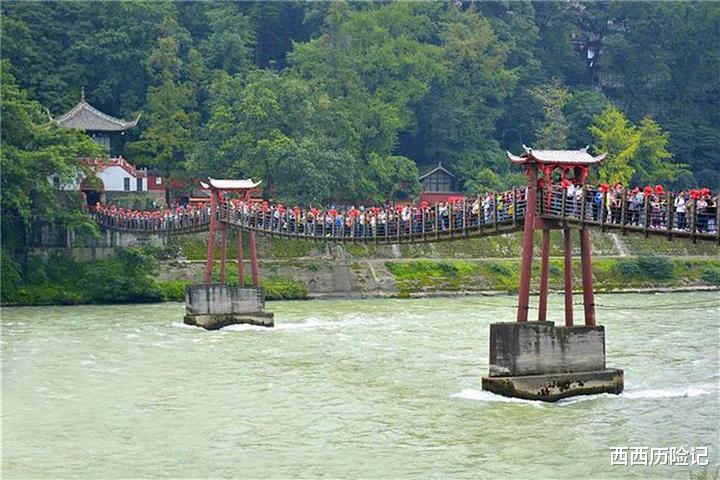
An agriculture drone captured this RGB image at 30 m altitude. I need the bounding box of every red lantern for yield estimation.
[655,185,664,195]
[599,183,610,193]
[643,186,653,195]
[561,179,571,189]
[690,190,700,200]
[701,188,710,197]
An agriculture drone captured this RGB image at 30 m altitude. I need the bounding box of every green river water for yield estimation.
[2,292,719,479]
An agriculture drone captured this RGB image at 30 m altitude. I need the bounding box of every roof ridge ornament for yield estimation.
[81,86,85,102]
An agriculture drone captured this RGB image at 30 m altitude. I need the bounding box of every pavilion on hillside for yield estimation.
[54,87,140,154]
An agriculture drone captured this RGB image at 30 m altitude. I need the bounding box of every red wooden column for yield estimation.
[219,224,228,283]
[563,229,574,326]
[203,190,218,284]
[517,165,538,322]
[580,227,596,326]
[237,230,245,287]
[248,231,261,288]
[537,229,551,321]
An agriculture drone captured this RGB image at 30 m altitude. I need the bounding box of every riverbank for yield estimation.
[156,255,720,300]
[4,245,719,306]
[5,230,720,306]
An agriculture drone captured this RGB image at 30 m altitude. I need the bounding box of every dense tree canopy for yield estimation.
[1,62,102,249]
[2,0,718,208]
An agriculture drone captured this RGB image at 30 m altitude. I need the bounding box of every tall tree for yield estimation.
[633,117,688,186]
[590,105,639,185]
[529,79,571,148]
[591,105,685,186]
[1,61,102,251]
[126,15,199,205]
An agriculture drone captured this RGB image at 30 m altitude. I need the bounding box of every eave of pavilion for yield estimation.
[506,145,606,167]
[55,88,140,133]
[199,178,262,191]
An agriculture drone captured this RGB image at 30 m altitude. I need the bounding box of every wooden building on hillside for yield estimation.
[418,162,465,204]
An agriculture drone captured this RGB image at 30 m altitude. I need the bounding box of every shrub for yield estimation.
[437,262,458,276]
[0,250,22,301]
[613,255,674,281]
[487,262,512,277]
[263,277,308,300]
[158,281,187,301]
[635,255,674,280]
[700,267,720,286]
[12,285,87,306]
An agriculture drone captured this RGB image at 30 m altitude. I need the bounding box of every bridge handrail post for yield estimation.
[561,185,567,221]
[366,213,371,242]
[512,190,518,228]
[462,198,467,237]
[435,204,440,240]
[716,198,720,245]
[421,209,427,242]
[450,201,455,240]
[667,192,674,240]
[620,189,628,235]
[409,208,414,243]
[370,215,380,244]
[580,186,587,224]
[643,192,651,237]
[691,198,698,243]
[493,194,499,234]
[600,191,607,231]
[396,211,401,244]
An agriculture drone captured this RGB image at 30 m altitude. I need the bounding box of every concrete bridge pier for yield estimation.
[481,322,623,401]
[183,284,274,330]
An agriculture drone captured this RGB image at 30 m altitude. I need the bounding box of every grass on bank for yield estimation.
[1,248,307,307]
[385,255,720,296]
[161,230,720,261]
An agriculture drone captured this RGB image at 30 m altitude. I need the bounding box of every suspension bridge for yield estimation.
[90,147,719,401]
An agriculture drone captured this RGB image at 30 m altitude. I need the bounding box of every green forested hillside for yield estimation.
[2,1,718,204]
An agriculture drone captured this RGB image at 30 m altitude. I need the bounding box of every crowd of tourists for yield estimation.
[92,203,212,231]
[221,188,528,238]
[544,183,718,233]
[91,183,717,236]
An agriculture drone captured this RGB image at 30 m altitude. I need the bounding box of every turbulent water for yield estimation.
[2,292,719,479]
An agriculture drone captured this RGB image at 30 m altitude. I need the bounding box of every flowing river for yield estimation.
[2,292,719,479]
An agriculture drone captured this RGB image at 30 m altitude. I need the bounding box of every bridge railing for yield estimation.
[540,186,719,242]
[219,189,528,241]
[90,185,717,244]
[92,207,212,233]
